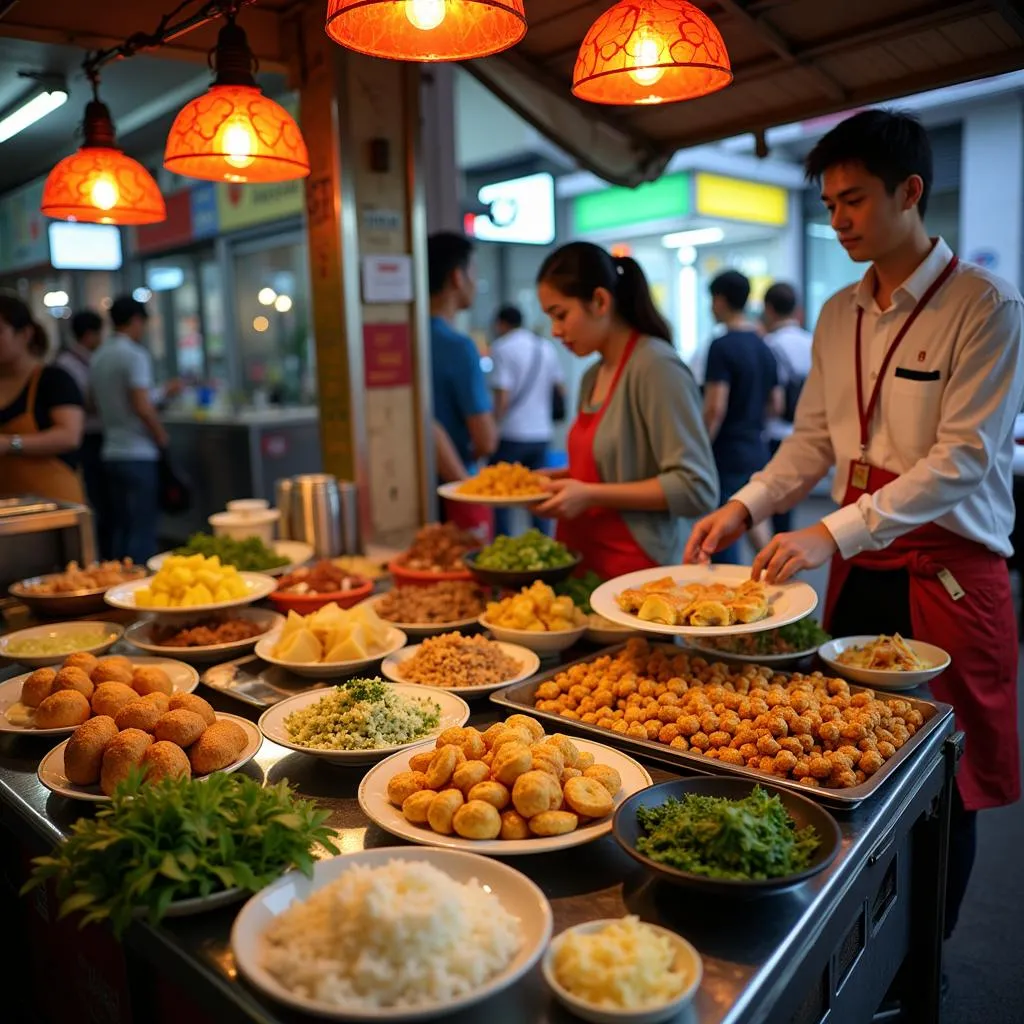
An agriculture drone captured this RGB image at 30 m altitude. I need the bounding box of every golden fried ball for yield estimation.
[100,728,154,795]
[512,770,560,819]
[528,810,579,837]
[21,668,57,708]
[132,666,173,697]
[64,716,119,785]
[142,691,171,715]
[451,760,490,795]
[583,764,621,798]
[53,666,95,700]
[62,651,99,675]
[188,720,246,774]
[91,660,134,686]
[425,745,465,789]
[452,800,501,840]
[467,780,510,811]
[492,742,532,787]
[153,709,206,747]
[167,692,216,726]
[387,771,430,807]
[140,741,191,784]
[408,749,435,773]
[427,788,464,834]
[91,681,139,718]
[499,809,530,841]
[401,789,436,824]
[35,690,91,729]
[115,700,165,733]
[563,776,614,819]
[505,714,544,743]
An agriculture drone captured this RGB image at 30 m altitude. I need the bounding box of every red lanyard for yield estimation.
[855,254,959,453]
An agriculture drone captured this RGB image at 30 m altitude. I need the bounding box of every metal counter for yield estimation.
[0,628,957,1024]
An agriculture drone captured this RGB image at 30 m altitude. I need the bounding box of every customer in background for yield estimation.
[0,292,84,503]
[56,309,111,554]
[490,303,566,536]
[90,296,168,564]
[761,282,813,533]
[703,269,782,562]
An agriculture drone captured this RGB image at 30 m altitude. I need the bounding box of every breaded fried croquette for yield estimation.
[427,788,464,834]
[99,655,133,673]
[35,689,91,729]
[53,666,95,700]
[91,660,133,686]
[467,780,510,810]
[452,799,501,840]
[91,681,140,718]
[188,720,246,774]
[100,728,154,795]
[140,741,191,783]
[153,709,206,747]
[401,789,436,824]
[142,691,171,714]
[62,651,99,674]
[114,700,164,733]
[167,692,216,725]
[64,716,118,784]
[131,665,173,697]
[451,760,490,794]
[21,668,57,708]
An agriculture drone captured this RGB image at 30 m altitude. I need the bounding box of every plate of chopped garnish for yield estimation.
[613,776,841,896]
[685,616,831,665]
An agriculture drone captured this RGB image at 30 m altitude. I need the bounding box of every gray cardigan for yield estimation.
[578,338,718,565]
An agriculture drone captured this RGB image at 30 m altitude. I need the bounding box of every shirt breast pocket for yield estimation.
[887,368,944,458]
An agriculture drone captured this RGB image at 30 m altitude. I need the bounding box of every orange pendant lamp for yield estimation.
[164,16,310,183]
[573,0,732,106]
[41,89,166,225]
[325,0,527,62]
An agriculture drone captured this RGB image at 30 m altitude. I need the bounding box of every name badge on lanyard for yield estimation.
[849,254,959,497]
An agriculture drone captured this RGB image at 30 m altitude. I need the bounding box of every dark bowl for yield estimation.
[462,549,582,590]
[613,776,842,897]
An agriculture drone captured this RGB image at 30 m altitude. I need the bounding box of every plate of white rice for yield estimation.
[231,847,552,1021]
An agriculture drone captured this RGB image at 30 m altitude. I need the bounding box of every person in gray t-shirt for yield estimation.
[90,296,168,563]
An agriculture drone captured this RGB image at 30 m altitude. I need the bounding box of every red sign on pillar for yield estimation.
[363,323,412,388]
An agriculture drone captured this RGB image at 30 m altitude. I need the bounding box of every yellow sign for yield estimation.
[695,173,788,227]
[216,178,305,232]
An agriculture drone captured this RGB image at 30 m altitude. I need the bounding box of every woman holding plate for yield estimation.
[534,242,717,579]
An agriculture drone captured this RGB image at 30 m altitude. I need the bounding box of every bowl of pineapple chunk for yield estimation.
[479,581,588,656]
[104,554,278,615]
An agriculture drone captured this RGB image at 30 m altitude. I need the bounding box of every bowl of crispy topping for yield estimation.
[389,523,479,586]
[372,582,487,637]
[125,609,284,664]
[269,561,373,613]
[10,560,147,616]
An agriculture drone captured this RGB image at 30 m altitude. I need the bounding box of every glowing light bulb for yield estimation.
[90,174,118,211]
[406,0,446,31]
[629,33,666,87]
[221,119,256,170]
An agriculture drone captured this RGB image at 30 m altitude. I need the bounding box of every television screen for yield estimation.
[48,222,123,271]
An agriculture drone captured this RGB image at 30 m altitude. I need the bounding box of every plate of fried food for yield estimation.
[124,608,284,664]
[480,581,588,656]
[358,715,652,855]
[590,564,818,637]
[10,560,146,617]
[371,582,487,638]
[0,653,200,736]
[819,634,950,691]
[438,462,551,507]
[381,633,540,697]
[38,695,261,803]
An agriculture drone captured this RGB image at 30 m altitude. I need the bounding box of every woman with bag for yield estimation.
[534,243,718,579]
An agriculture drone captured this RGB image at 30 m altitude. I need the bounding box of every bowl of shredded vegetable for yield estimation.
[613,777,841,896]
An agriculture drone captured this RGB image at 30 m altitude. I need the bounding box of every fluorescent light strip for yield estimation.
[0,89,68,145]
[662,227,726,248]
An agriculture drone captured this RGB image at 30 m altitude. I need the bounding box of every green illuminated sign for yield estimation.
[572,173,691,234]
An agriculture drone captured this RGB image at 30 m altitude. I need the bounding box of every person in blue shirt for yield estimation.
[702,270,782,563]
[428,233,497,474]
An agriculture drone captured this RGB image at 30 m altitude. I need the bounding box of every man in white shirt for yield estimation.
[685,109,1024,953]
[489,304,566,534]
[761,282,813,533]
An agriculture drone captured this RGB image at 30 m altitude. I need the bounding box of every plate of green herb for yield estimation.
[613,777,841,896]
[149,536,312,575]
[22,772,339,936]
[685,616,831,665]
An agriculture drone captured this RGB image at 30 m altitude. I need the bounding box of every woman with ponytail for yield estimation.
[534,242,717,578]
[0,292,85,503]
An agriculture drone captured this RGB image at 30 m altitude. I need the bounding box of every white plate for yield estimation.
[231,846,553,1022]
[380,640,541,697]
[0,621,124,668]
[36,713,262,802]
[257,684,471,765]
[542,919,702,1024]
[818,636,950,691]
[147,540,313,577]
[590,565,819,638]
[135,887,246,919]
[124,609,284,665]
[368,595,482,639]
[0,656,201,736]
[254,627,407,679]
[479,618,587,657]
[104,572,278,615]
[438,481,549,507]
[684,638,820,665]
[359,736,652,855]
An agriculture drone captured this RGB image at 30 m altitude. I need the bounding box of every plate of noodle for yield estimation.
[818,634,950,690]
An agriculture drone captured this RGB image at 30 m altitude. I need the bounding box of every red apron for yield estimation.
[557,333,659,580]
[823,253,1019,811]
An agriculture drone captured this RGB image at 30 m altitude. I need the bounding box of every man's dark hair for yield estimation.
[805,108,933,219]
[710,270,750,312]
[71,310,103,340]
[427,232,474,296]
[764,283,798,318]
[495,304,523,329]
[110,296,148,329]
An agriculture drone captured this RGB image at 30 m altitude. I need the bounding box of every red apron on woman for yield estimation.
[557,333,659,581]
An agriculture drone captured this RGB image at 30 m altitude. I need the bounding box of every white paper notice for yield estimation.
[361,254,414,304]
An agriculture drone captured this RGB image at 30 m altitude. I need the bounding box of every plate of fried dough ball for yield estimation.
[0,653,200,736]
[357,714,652,855]
[37,693,261,802]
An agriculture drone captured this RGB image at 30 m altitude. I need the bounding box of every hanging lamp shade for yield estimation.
[164,20,310,183]
[573,0,732,106]
[41,98,165,225]
[325,0,527,62]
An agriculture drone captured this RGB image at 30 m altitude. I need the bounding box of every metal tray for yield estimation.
[201,654,330,708]
[490,643,953,808]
